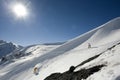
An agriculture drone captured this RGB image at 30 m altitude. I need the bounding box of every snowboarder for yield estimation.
[33,67,39,75]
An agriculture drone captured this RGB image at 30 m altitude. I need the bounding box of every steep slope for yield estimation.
[44,41,120,80]
[40,17,120,80]
[74,17,120,49]
[0,17,120,80]
[41,17,120,56]
[85,43,120,80]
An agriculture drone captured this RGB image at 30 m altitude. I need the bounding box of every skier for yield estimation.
[88,43,91,48]
[33,67,39,75]
[33,63,42,75]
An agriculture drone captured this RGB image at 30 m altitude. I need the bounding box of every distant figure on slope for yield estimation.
[33,67,39,75]
[33,63,42,75]
[88,43,91,48]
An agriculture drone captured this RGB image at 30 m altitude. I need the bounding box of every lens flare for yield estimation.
[12,3,28,18]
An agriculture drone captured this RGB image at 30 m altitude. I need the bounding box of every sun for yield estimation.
[12,3,28,18]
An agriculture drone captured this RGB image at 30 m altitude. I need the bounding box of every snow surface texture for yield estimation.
[0,17,120,80]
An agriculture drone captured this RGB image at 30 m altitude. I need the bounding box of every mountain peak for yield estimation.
[0,40,22,58]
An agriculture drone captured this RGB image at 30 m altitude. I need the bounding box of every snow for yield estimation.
[0,40,22,58]
[0,17,120,80]
[86,44,120,80]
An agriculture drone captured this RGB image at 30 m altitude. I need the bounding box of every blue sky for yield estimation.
[0,0,120,46]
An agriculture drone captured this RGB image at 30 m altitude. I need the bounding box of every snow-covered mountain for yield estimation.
[0,40,22,58]
[0,41,62,64]
[0,17,120,80]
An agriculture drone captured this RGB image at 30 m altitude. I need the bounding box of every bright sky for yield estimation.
[0,0,120,46]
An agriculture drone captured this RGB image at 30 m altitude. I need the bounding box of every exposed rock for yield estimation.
[44,65,105,80]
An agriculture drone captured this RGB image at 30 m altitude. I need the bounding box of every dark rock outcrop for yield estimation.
[44,65,105,80]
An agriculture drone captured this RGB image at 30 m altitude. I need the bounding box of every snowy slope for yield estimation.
[0,44,60,80]
[0,17,120,80]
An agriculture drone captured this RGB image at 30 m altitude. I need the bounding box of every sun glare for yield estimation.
[12,3,28,18]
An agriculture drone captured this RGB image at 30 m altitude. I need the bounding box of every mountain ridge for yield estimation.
[0,40,23,58]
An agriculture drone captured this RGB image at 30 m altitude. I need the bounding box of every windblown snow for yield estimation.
[0,17,120,80]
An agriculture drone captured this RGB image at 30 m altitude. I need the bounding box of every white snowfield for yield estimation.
[0,17,120,80]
